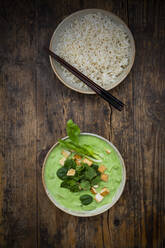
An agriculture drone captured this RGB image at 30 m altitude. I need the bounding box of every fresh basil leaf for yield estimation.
[66,120,80,144]
[64,159,76,169]
[91,175,101,186]
[80,194,93,205]
[80,180,91,190]
[84,166,97,180]
[56,167,68,180]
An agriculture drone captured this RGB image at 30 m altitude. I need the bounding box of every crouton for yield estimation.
[67,169,75,176]
[94,193,104,203]
[73,154,82,166]
[98,165,106,173]
[90,187,97,194]
[61,150,71,158]
[59,157,66,166]
[75,159,81,166]
[82,158,93,166]
[100,187,110,196]
[101,174,109,182]
[105,149,111,154]
[73,154,82,160]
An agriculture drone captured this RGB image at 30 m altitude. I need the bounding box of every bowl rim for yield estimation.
[49,8,135,94]
[42,132,126,217]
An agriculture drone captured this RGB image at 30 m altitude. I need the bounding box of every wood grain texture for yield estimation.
[0,0,165,247]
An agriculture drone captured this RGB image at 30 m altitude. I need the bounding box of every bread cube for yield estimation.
[94,193,104,203]
[59,157,66,166]
[82,158,93,166]
[105,149,111,154]
[101,174,109,182]
[61,150,71,158]
[90,187,97,194]
[67,169,76,176]
[100,187,109,196]
[98,165,106,173]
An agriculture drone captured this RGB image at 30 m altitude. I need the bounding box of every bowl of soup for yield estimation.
[42,130,126,217]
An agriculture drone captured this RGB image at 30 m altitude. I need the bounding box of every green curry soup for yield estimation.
[44,135,123,211]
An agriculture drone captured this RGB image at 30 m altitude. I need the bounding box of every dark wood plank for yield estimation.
[0,66,37,248]
[109,0,165,247]
[0,1,38,247]
[0,70,6,248]
[127,1,165,247]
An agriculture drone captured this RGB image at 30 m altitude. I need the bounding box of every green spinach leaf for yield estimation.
[80,194,93,205]
[56,167,68,180]
[91,164,99,171]
[80,180,91,190]
[91,175,101,186]
[84,166,97,180]
[61,179,80,192]
[64,159,76,169]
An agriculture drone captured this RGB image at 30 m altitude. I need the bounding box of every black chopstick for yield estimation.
[45,48,124,111]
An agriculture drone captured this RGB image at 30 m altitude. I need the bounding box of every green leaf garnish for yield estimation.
[80,194,93,205]
[80,180,91,190]
[91,164,99,171]
[91,175,101,186]
[61,179,80,192]
[56,120,105,206]
[59,120,102,160]
[64,158,76,169]
[84,166,97,180]
[56,167,68,180]
[66,119,80,144]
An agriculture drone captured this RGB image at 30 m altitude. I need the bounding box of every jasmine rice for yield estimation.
[55,13,131,89]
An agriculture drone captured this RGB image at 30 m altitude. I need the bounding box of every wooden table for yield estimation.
[0,0,165,247]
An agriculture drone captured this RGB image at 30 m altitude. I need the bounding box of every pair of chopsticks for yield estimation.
[45,48,124,111]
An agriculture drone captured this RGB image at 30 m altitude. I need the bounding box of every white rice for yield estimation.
[55,12,131,90]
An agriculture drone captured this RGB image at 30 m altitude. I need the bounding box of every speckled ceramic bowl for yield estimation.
[49,9,135,94]
[42,133,126,217]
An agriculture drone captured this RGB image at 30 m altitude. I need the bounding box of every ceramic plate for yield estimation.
[49,9,135,94]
